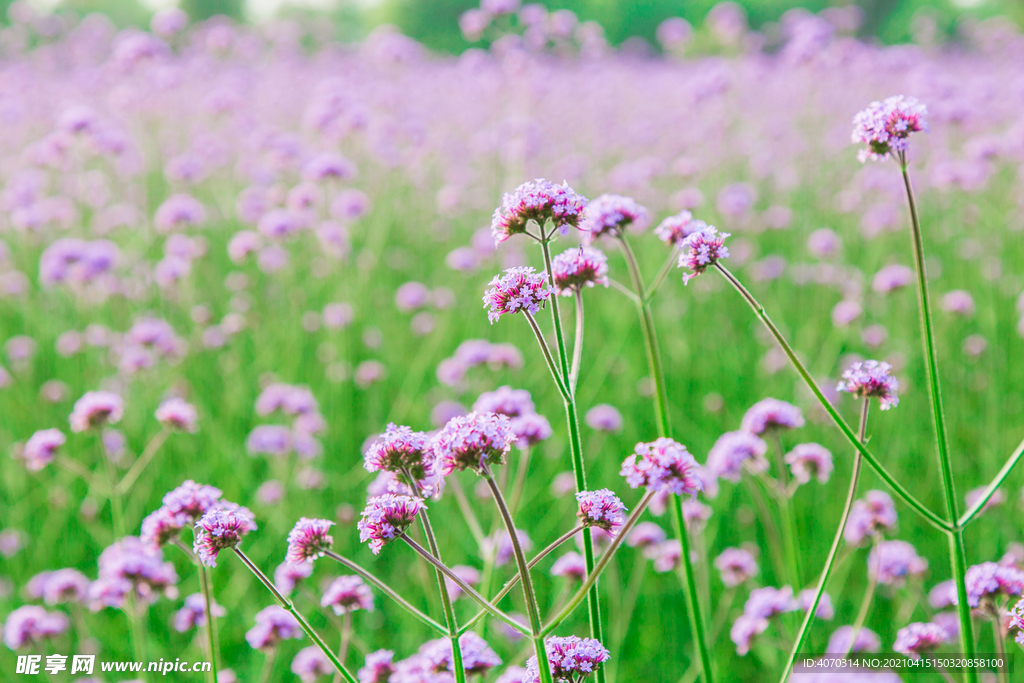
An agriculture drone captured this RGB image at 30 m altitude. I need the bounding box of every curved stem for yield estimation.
[323,551,447,635]
[198,565,219,683]
[959,435,1024,528]
[780,398,869,681]
[400,535,530,637]
[898,155,976,678]
[543,490,656,636]
[671,495,714,683]
[644,247,680,304]
[459,525,582,635]
[420,513,468,683]
[570,289,584,393]
[525,313,570,402]
[713,263,950,532]
[232,548,358,683]
[115,427,171,495]
[771,433,802,588]
[843,535,879,657]
[993,618,1008,683]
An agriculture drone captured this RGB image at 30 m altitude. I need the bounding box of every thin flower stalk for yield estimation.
[958,435,1024,527]
[713,263,950,532]
[898,150,976,675]
[780,399,870,682]
[419,513,469,683]
[843,536,881,657]
[115,426,171,495]
[198,565,220,683]
[231,548,358,683]
[322,550,447,634]
[618,231,714,683]
[644,247,681,305]
[570,289,584,393]
[770,434,803,587]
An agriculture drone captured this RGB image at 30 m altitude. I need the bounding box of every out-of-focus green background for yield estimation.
[11,0,1024,49]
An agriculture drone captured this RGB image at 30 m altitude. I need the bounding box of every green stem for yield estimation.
[570,288,584,393]
[543,490,656,636]
[198,565,219,683]
[323,551,447,635]
[459,525,582,634]
[420,513,468,683]
[509,446,532,514]
[232,549,358,683]
[771,433,802,587]
[115,427,170,495]
[843,535,879,657]
[447,477,487,548]
[779,398,869,681]
[99,435,126,539]
[525,312,570,401]
[671,495,714,683]
[993,617,1008,683]
[400,535,530,636]
[644,247,680,304]
[898,155,976,678]
[713,263,950,532]
[958,435,1024,528]
[482,470,553,683]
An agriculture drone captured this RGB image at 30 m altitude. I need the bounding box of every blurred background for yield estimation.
[9,0,1024,51]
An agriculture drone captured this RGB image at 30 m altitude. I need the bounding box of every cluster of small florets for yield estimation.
[576,489,627,532]
[892,622,948,657]
[21,428,65,471]
[358,650,396,683]
[654,210,707,247]
[784,443,834,485]
[141,480,224,547]
[551,246,610,295]
[155,397,199,432]
[956,562,1024,608]
[483,267,555,324]
[292,646,335,683]
[1008,597,1024,645]
[173,593,226,632]
[321,575,374,614]
[678,226,730,284]
[868,540,928,586]
[39,237,119,289]
[473,386,552,449]
[827,625,881,654]
[69,390,124,432]
[248,382,326,459]
[837,360,900,410]
[845,490,899,545]
[730,586,797,655]
[27,569,90,605]
[740,398,805,434]
[2,605,69,650]
[193,504,258,567]
[580,194,649,241]
[491,178,587,243]
[435,339,524,388]
[706,431,768,483]
[851,95,928,162]
[388,632,502,680]
[364,423,438,495]
[89,537,179,610]
[714,547,759,587]
[433,411,515,475]
[357,494,426,554]
[523,635,610,682]
[245,605,303,651]
[285,518,335,564]
[620,437,703,496]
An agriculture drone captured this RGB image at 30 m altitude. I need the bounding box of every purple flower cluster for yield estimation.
[491,179,587,243]
[286,517,335,564]
[141,480,224,547]
[740,398,804,434]
[364,423,439,495]
[291,645,335,683]
[580,193,649,241]
[852,95,928,163]
[21,428,65,471]
[678,226,730,284]
[892,622,947,657]
[39,238,119,289]
[3,605,69,650]
[69,390,124,432]
[173,593,225,632]
[523,635,610,682]
[27,569,90,605]
[713,548,759,587]
[706,431,768,483]
[785,443,834,485]
[155,397,199,432]
[955,562,1024,607]
[390,632,502,680]
[434,411,515,475]
[247,383,326,459]
[730,586,797,655]
[837,360,899,410]
[550,246,609,295]
[357,494,425,554]
[193,505,258,567]
[551,552,588,580]
[321,575,374,614]
[435,339,523,388]
[867,540,928,587]
[89,537,179,610]
[845,490,898,545]
[1008,597,1024,645]
[620,437,703,496]
[483,267,555,324]
[245,605,303,650]
[358,650,396,683]
[827,626,881,654]
[576,489,627,532]
[654,210,707,248]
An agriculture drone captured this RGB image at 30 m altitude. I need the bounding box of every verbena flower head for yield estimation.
[740,398,804,434]
[358,650,395,683]
[845,490,898,545]
[321,575,374,614]
[837,360,899,410]
[523,635,610,682]
[286,517,335,564]
[292,645,335,683]
[163,480,223,521]
[551,552,588,580]
[620,437,703,496]
[827,625,881,654]
[491,179,587,243]
[584,404,622,432]
[576,489,627,532]
[245,605,303,650]
[799,589,834,620]
[22,428,65,471]
[155,397,198,432]
[357,494,425,554]
[510,413,553,449]
[3,605,69,650]
[627,522,666,549]
[654,210,707,248]
[193,504,258,567]
[551,246,609,295]
[90,537,178,609]
[69,390,124,431]
[959,562,1024,608]
[363,423,438,495]
[893,622,947,657]
[434,411,514,475]
[714,547,759,587]
[678,226,730,284]
[706,431,769,483]
[32,569,90,605]
[274,561,312,596]
[852,95,928,163]
[444,565,481,601]
[1008,597,1024,646]
[173,593,225,632]
[483,267,554,323]
[745,586,798,619]
[485,528,533,566]
[785,443,834,485]
[472,386,535,417]
[868,540,928,586]
[580,193,649,241]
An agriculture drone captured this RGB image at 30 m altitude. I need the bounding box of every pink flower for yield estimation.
[714,548,759,587]
[357,494,425,554]
[69,391,123,432]
[678,226,730,284]
[22,429,65,471]
[483,267,554,323]
[155,397,198,432]
[490,179,587,243]
[576,489,627,532]
[580,193,649,241]
[321,575,374,614]
[433,411,514,475]
[286,517,335,564]
[193,505,258,567]
[551,246,609,294]
[837,360,899,410]
[621,437,702,496]
[852,95,928,163]
[654,210,707,247]
[785,443,834,484]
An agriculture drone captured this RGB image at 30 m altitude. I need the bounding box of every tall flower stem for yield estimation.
[843,535,880,658]
[898,152,976,678]
[459,525,582,634]
[713,263,950,533]
[771,433,802,587]
[992,618,1008,683]
[618,233,713,683]
[115,427,170,495]
[198,565,220,683]
[570,289,584,392]
[419,513,468,683]
[98,435,126,539]
[323,551,446,634]
[959,436,1024,527]
[332,611,353,683]
[232,548,358,683]
[538,228,603,682]
[779,398,869,682]
[482,469,554,683]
